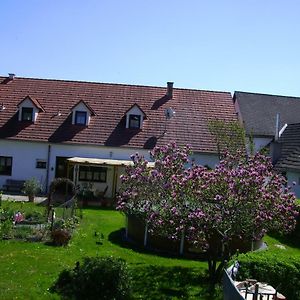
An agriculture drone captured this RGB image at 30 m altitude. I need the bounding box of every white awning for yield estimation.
[67,157,154,167]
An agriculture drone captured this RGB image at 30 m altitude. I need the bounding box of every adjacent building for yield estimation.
[233,91,300,152]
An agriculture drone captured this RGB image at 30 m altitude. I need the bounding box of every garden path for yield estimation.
[1,193,47,203]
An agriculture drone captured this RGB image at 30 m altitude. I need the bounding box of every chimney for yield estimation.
[167,82,174,99]
[8,73,15,80]
[275,113,280,141]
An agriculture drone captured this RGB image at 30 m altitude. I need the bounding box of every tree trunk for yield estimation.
[206,239,230,284]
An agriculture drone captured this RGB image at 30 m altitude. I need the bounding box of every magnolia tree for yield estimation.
[117,142,298,283]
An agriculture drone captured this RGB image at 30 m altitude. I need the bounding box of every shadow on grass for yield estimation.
[130,265,222,300]
[108,229,208,262]
[268,227,300,249]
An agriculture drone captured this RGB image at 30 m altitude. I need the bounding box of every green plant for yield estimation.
[24,210,46,224]
[22,178,41,201]
[51,228,72,246]
[0,219,13,239]
[50,216,79,246]
[51,256,132,300]
[13,226,34,240]
[236,252,300,299]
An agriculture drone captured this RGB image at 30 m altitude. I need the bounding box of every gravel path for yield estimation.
[1,193,47,204]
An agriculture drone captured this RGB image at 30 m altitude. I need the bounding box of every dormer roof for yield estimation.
[18,95,45,112]
[71,100,96,116]
[125,103,147,118]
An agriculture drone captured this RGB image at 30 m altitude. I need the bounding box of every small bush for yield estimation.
[13,226,33,239]
[236,252,300,299]
[0,219,13,239]
[51,256,131,299]
[23,178,41,201]
[50,217,79,246]
[24,211,46,224]
[51,228,71,246]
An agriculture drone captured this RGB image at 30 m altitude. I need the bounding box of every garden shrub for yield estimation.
[22,178,41,201]
[51,228,71,246]
[51,256,131,300]
[23,211,46,224]
[0,219,13,239]
[13,226,34,240]
[50,218,76,246]
[236,251,300,299]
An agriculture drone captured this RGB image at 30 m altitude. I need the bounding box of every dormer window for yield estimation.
[125,104,146,129]
[129,114,141,129]
[75,111,87,125]
[71,100,95,126]
[17,96,45,123]
[21,107,33,121]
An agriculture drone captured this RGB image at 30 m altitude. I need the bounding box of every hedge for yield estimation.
[236,251,300,299]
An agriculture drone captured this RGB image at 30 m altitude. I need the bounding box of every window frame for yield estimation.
[21,107,33,122]
[79,166,107,182]
[75,111,87,126]
[36,160,47,169]
[128,114,141,129]
[0,156,13,176]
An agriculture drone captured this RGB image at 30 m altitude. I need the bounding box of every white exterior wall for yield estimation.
[253,137,273,153]
[0,139,220,196]
[287,171,300,198]
[0,140,153,195]
[0,139,49,190]
[192,152,219,168]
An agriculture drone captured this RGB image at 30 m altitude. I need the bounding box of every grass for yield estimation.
[0,202,220,300]
[1,201,300,299]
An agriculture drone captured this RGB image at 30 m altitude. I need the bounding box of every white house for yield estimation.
[0,75,236,200]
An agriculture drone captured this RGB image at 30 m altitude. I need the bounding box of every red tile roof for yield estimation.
[0,76,236,153]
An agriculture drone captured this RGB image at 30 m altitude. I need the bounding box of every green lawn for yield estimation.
[1,201,300,300]
[0,202,220,300]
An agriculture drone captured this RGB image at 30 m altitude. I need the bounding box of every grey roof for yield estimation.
[234,91,300,137]
[276,123,300,172]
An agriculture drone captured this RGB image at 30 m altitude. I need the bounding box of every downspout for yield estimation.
[45,144,51,193]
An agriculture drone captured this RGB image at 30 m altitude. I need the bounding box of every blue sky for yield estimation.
[1,1,300,96]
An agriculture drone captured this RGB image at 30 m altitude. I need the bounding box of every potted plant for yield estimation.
[22,178,41,202]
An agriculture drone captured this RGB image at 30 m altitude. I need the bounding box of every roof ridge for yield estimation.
[0,75,230,94]
[235,90,300,100]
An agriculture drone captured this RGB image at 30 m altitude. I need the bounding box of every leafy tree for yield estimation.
[208,119,249,158]
[117,142,298,283]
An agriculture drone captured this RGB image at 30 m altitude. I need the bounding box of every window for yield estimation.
[79,166,107,182]
[21,107,33,121]
[0,156,12,176]
[36,160,47,169]
[129,114,141,129]
[75,111,87,125]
